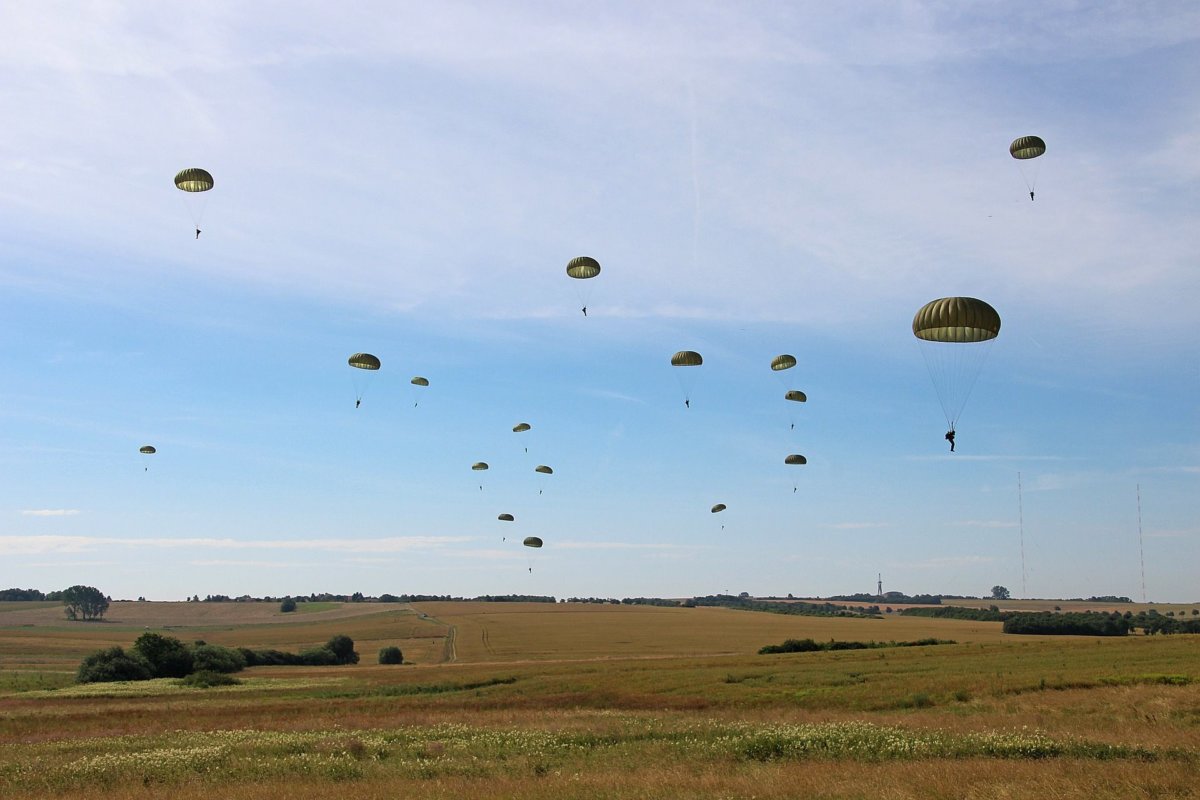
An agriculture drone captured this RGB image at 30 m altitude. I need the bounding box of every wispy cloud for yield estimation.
[20,509,81,516]
[0,535,476,556]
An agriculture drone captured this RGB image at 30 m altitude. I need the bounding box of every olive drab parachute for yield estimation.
[472,462,489,471]
[784,454,807,465]
[771,354,797,371]
[671,351,703,407]
[711,503,726,513]
[913,297,1001,432]
[513,422,531,433]
[534,465,553,475]
[409,376,429,407]
[347,353,380,407]
[1009,135,1045,200]
[174,168,214,236]
[566,256,601,315]
[523,536,543,548]
[139,445,157,455]
[784,390,807,403]
[498,513,515,522]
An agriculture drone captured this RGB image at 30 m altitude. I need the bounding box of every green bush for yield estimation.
[325,635,360,665]
[179,670,242,688]
[280,597,297,613]
[76,647,154,683]
[191,643,247,674]
[378,646,404,664]
[132,633,194,678]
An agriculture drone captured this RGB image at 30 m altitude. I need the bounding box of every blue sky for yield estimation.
[2,2,1196,602]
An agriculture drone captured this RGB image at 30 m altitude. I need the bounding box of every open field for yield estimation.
[2,601,1198,798]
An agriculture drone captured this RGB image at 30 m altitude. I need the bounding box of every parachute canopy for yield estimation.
[348,353,381,370]
[1009,136,1046,160]
[784,390,807,403]
[711,503,727,513]
[912,298,1001,343]
[471,462,489,471]
[498,513,515,522]
[174,168,213,192]
[139,445,156,455]
[513,422,531,433]
[785,454,807,465]
[410,376,429,386]
[534,465,553,475]
[771,354,797,371]
[523,536,543,548]
[566,256,601,279]
[671,350,703,367]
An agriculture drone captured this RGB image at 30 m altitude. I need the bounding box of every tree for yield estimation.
[191,644,247,674]
[280,597,297,613]
[378,646,404,665]
[132,633,194,678]
[76,647,153,683]
[324,635,360,665]
[990,585,1011,600]
[61,585,110,621]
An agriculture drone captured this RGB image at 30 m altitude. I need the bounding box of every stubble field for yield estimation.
[1,600,1197,799]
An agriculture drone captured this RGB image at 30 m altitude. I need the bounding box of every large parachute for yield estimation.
[1009,135,1045,200]
[347,353,380,407]
[913,297,1001,431]
[174,168,214,237]
[566,256,601,315]
[671,351,703,407]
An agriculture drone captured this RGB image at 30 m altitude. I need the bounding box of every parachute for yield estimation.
[785,390,807,403]
[784,454,807,465]
[348,353,380,407]
[513,422,531,433]
[711,503,726,513]
[671,351,703,407]
[1009,136,1045,199]
[472,462,489,471]
[409,376,429,407]
[771,354,796,371]
[523,536,543,548]
[174,168,213,236]
[139,445,157,455]
[913,297,1000,431]
[498,513,515,522]
[566,256,601,315]
[534,465,553,475]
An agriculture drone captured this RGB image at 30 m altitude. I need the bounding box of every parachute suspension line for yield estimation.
[917,338,996,430]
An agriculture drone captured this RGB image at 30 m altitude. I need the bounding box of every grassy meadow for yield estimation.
[1,600,1197,798]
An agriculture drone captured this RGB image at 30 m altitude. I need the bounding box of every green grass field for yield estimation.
[1,600,1197,799]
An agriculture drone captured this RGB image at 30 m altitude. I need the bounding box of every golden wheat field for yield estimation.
[1,600,1197,799]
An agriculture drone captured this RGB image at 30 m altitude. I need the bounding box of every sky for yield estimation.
[1,2,1197,603]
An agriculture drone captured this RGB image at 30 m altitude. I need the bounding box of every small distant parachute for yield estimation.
[139,445,157,455]
[1009,136,1045,200]
[174,168,214,237]
[513,422,531,433]
[498,513,515,522]
[1009,136,1046,160]
[671,351,703,407]
[785,390,807,403]
[472,462,489,471]
[771,354,797,371]
[347,353,380,406]
[711,503,726,513]
[348,353,381,370]
[409,376,429,407]
[523,536,543,548]
[410,376,429,386]
[784,454,807,465]
[566,256,601,315]
[913,297,1001,432]
[534,465,553,475]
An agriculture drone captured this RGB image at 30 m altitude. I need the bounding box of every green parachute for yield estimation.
[671,351,703,407]
[566,256,601,316]
[347,353,380,407]
[913,297,1001,432]
[1009,135,1045,200]
[174,168,213,237]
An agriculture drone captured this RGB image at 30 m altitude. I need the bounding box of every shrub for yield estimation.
[132,633,194,678]
[191,643,247,674]
[325,635,360,665]
[378,646,404,665]
[300,647,340,666]
[76,646,154,683]
[179,670,242,688]
[280,597,297,613]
